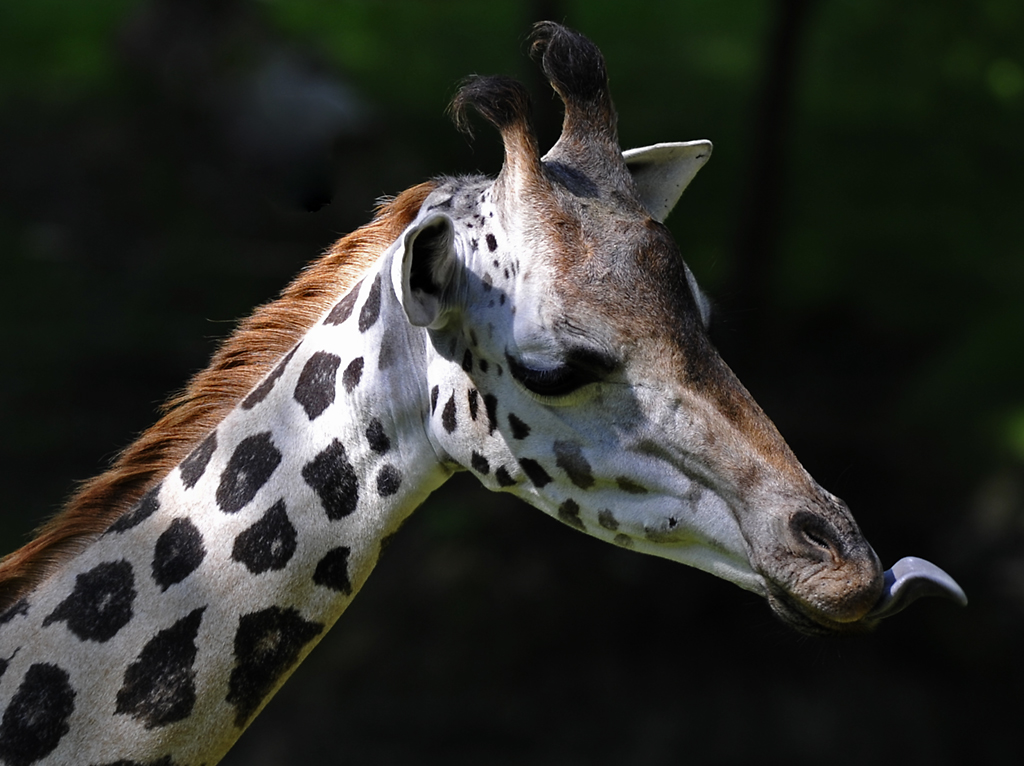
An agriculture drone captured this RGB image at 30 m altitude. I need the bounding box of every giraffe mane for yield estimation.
[0,181,436,614]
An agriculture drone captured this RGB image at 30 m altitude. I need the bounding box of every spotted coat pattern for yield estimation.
[0,252,452,764]
[0,173,687,764]
[0,169,762,764]
[0,21,891,766]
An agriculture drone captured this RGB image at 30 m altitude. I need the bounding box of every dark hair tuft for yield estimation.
[450,75,533,137]
[529,21,609,106]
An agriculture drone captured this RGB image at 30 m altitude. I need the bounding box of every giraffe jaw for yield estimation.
[632,535,768,598]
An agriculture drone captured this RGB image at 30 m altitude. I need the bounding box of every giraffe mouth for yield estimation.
[763,556,967,636]
[764,585,878,636]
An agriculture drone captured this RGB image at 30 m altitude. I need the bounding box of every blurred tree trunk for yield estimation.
[729,0,816,372]
[529,0,569,149]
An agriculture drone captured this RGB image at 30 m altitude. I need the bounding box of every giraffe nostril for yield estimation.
[790,510,842,560]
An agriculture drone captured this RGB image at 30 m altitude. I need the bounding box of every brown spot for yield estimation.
[518,459,552,488]
[442,393,457,433]
[615,477,648,495]
[557,499,585,531]
[495,467,516,487]
[470,452,490,475]
[483,394,498,434]
[507,413,531,440]
[597,510,619,531]
[553,441,594,489]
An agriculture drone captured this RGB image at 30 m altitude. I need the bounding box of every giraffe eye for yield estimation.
[507,358,589,397]
[505,349,615,398]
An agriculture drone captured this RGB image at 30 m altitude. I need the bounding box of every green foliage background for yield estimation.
[1,1,1021,763]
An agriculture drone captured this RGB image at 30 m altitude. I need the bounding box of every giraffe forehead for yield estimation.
[548,215,705,348]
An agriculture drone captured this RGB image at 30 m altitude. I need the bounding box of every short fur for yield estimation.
[0,182,436,614]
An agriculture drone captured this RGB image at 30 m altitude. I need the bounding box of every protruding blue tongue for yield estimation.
[867,556,967,620]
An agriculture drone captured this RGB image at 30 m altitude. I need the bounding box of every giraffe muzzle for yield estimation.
[765,553,967,635]
[755,496,966,633]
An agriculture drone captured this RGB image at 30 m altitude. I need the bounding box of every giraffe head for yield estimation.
[387,23,963,634]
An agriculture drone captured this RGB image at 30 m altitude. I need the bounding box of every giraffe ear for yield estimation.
[623,140,713,223]
[393,213,458,328]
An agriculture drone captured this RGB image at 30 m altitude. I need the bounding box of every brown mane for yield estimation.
[0,181,435,613]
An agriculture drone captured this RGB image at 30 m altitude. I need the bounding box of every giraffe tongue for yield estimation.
[866,557,968,620]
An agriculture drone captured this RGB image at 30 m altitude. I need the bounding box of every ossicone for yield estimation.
[450,75,534,139]
[529,21,617,141]
[449,74,546,200]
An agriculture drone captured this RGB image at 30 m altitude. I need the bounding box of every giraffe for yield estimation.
[0,23,964,766]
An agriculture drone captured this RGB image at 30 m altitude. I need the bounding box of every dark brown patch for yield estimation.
[470,452,490,475]
[293,352,342,421]
[152,519,206,591]
[557,499,585,531]
[0,663,76,763]
[553,441,594,489]
[179,433,218,489]
[302,439,359,520]
[313,547,352,594]
[357,273,383,333]
[242,346,300,409]
[323,280,363,325]
[231,501,297,575]
[115,608,205,729]
[376,465,402,497]
[215,433,282,515]
[442,392,458,433]
[495,466,516,487]
[42,560,136,643]
[226,607,324,727]
[377,326,398,370]
[518,459,552,488]
[0,599,28,625]
[508,413,531,440]
[365,419,391,454]
[106,484,161,534]
[615,477,648,495]
[342,357,364,393]
[483,394,498,434]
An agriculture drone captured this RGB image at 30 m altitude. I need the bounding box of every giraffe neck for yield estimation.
[0,251,449,765]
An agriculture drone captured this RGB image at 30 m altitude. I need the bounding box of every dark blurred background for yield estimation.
[1,1,1021,763]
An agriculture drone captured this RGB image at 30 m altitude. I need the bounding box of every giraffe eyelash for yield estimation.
[504,348,616,400]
